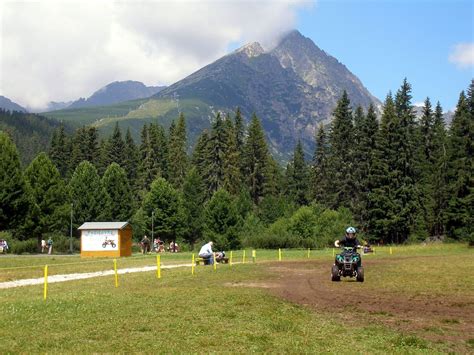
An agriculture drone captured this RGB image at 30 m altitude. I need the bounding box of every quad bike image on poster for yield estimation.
[102,237,117,248]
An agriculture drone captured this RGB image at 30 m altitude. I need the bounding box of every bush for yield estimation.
[10,238,38,254]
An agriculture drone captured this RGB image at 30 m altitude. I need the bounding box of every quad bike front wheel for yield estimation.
[331,265,340,281]
[356,267,364,282]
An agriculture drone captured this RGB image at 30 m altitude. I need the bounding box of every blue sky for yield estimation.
[297,0,473,111]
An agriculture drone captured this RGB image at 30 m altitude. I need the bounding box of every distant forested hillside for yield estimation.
[0,109,70,165]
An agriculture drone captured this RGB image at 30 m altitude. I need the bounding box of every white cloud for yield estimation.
[449,43,474,69]
[0,0,312,110]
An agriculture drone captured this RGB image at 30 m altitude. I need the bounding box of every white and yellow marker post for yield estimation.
[192,253,195,275]
[156,255,161,279]
[278,248,282,262]
[114,259,119,287]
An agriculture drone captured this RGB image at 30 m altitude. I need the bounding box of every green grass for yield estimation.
[0,244,471,352]
[44,99,147,126]
[0,262,447,353]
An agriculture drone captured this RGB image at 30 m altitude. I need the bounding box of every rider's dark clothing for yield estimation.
[338,236,360,248]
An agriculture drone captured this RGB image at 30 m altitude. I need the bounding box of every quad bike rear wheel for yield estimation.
[356,267,364,282]
[331,265,340,281]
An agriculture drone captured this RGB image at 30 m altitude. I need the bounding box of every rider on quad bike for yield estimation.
[334,227,362,266]
[332,227,364,282]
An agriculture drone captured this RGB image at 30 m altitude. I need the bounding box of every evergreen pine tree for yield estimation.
[203,113,227,196]
[311,124,331,207]
[102,163,134,221]
[352,104,379,230]
[242,114,269,204]
[69,161,109,228]
[123,128,139,189]
[49,124,70,178]
[108,122,125,165]
[431,101,449,237]
[0,131,30,233]
[445,87,474,241]
[192,130,210,179]
[167,113,188,188]
[223,117,242,195]
[287,140,309,205]
[23,153,70,244]
[327,91,354,209]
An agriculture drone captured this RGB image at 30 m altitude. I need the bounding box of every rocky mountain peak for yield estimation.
[236,42,265,58]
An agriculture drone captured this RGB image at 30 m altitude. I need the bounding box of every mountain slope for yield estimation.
[156,30,380,158]
[0,96,27,113]
[68,81,166,109]
[46,30,380,160]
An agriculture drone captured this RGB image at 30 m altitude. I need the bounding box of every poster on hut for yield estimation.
[82,230,119,251]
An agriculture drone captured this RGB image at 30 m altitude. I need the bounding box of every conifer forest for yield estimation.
[1,79,473,252]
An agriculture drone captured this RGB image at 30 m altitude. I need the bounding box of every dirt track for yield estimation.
[242,259,474,347]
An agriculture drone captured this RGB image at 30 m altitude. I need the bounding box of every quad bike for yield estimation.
[331,246,364,282]
[102,238,117,248]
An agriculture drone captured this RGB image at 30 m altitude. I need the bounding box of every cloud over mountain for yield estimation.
[0,0,312,110]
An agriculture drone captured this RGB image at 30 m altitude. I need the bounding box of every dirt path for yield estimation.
[0,263,192,289]
[237,259,473,348]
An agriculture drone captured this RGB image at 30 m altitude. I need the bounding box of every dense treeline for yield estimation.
[0,79,472,252]
[0,109,68,165]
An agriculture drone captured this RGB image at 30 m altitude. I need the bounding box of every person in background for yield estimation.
[47,238,53,255]
[41,239,46,253]
[141,235,150,254]
[198,241,214,265]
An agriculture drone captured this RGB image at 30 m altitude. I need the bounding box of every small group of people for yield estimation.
[41,238,53,254]
[0,239,9,253]
[140,235,180,254]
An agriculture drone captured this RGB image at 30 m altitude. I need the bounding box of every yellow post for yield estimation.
[213,253,217,272]
[278,248,282,262]
[307,248,310,258]
[43,265,48,301]
[332,248,335,257]
[114,259,118,288]
[156,255,161,279]
[373,247,376,255]
[252,249,256,263]
[230,251,233,267]
[192,253,195,275]
[390,247,392,255]
[242,250,246,264]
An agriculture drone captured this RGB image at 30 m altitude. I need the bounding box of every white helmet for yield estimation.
[345,226,356,239]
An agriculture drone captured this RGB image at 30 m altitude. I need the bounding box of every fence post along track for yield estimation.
[43,265,48,301]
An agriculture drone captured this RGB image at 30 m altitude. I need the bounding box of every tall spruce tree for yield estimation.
[0,131,30,233]
[431,102,448,236]
[311,124,330,206]
[223,117,242,195]
[203,113,227,196]
[23,153,69,245]
[327,91,354,209]
[192,130,210,179]
[107,123,125,166]
[287,140,309,205]
[445,87,474,241]
[366,93,397,242]
[242,114,269,204]
[352,104,379,230]
[123,128,139,189]
[69,161,109,228]
[49,124,70,178]
[102,163,134,221]
[168,113,188,188]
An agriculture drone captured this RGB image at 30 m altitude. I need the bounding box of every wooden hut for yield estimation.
[78,222,132,258]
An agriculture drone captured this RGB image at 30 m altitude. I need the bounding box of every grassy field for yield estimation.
[0,244,472,353]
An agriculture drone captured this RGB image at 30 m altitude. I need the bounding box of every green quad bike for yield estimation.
[331,246,364,282]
